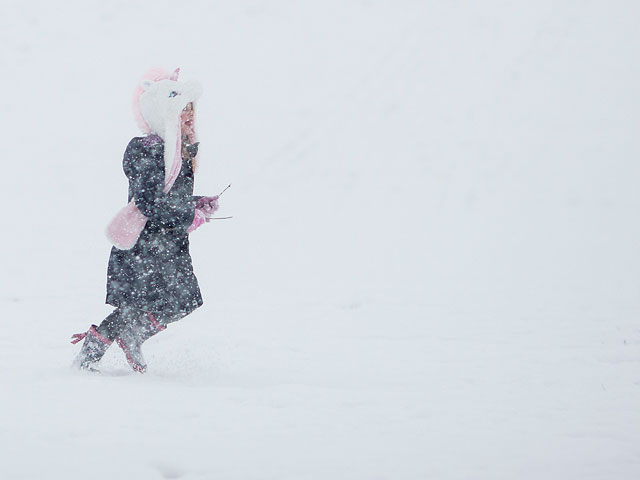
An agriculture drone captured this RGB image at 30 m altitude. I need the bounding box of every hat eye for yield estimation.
[169,90,179,98]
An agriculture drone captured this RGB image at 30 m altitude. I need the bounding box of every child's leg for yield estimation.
[96,307,138,342]
[71,307,134,370]
[155,310,189,327]
[71,307,163,371]
[116,310,190,373]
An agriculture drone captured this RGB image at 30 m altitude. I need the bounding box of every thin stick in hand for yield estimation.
[218,184,232,197]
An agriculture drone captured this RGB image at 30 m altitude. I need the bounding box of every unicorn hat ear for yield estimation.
[169,68,180,81]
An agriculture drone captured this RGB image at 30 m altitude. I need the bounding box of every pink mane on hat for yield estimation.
[132,67,180,133]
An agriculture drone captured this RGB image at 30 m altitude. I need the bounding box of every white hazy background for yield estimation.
[1,1,639,479]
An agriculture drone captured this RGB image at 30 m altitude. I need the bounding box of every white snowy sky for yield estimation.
[1,1,640,479]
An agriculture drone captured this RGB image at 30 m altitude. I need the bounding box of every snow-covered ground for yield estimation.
[2,1,640,478]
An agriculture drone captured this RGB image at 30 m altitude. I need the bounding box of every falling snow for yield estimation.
[1,1,640,479]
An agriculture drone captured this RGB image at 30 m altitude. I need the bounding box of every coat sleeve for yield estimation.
[123,138,196,230]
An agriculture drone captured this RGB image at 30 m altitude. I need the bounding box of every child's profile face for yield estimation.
[180,102,195,138]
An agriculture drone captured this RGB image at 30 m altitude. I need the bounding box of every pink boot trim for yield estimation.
[70,325,113,345]
[116,337,146,373]
[88,326,113,345]
[70,332,86,344]
[147,313,166,332]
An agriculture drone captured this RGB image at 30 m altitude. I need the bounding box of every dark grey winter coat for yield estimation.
[106,135,203,314]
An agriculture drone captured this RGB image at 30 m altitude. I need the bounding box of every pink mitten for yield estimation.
[187,209,207,234]
[196,196,219,217]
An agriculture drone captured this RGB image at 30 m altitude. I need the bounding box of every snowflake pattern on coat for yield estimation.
[106,135,203,314]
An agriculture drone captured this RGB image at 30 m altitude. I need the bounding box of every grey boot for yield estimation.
[116,313,166,373]
[71,325,113,371]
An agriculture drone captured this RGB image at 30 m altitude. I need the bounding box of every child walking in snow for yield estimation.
[71,68,219,373]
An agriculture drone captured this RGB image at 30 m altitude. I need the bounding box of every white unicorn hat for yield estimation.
[132,67,202,183]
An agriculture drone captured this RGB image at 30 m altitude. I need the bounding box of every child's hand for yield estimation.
[196,196,219,217]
